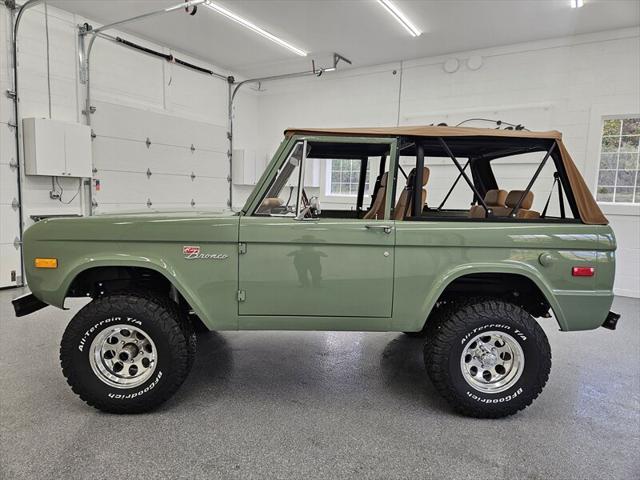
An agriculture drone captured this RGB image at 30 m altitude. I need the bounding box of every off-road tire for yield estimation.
[424,298,551,418]
[60,292,193,413]
[403,330,427,338]
[177,312,197,371]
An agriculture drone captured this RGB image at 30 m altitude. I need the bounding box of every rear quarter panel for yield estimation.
[393,221,616,332]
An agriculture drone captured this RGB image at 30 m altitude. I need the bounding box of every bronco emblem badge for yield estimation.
[182,246,228,260]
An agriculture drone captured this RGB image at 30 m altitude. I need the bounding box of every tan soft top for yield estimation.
[285,125,563,139]
[284,125,607,225]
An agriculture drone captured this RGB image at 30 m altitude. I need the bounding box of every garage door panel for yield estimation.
[0,243,20,287]
[90,101,229,210]
[145,145,227,178]
[0,163,18,203]
[0,205,19,244]
[93,137,150,173]
[151,147,229,178]
[145,174,227,208]
[93,137,227,179]
[92,101,228,153]
[0,122,17,162]
[189,177,229,206]
[94,171,150,204]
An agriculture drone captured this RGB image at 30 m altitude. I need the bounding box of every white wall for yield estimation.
[0,4,258,287]
[253,28,640,297]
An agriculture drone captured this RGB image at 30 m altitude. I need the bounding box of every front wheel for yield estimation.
[60,292,193,413]
[424,298,551,418]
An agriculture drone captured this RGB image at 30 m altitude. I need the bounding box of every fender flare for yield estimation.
[418,262,568,331]
[54,256,213,329]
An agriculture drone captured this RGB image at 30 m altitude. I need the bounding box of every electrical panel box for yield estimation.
[23,118,92,178]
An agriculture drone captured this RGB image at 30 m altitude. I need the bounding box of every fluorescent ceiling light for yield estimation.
[570,0,584,7]
[204,1,307,56]
[376,0,421,37]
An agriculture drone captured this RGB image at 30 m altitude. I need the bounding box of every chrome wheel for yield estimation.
[460,331,524,394]
[89,324,157,389]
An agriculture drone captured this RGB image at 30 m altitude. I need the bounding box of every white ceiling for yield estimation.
[51,0,640,78]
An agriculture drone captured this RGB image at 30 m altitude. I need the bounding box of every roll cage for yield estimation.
[244,133,582,223]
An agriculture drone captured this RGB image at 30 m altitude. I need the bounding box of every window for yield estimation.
[255,142,303,216]
[597,117,640,204]
[326,159,369,196]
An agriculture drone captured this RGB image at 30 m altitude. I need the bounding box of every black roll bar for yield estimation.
[509,142,557,217]
[437,159,470,211]
[356,156,368,218]
[438,138,492,216]
[413,144,425,217]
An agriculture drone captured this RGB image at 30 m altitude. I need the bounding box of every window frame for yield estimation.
[594,114,640,206]
[244,135,398,219]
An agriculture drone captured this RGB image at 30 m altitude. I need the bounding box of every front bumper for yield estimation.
[12,293,48,317]
[602,311,621,330]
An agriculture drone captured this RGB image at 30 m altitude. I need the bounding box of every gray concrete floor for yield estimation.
[0,288,638,480]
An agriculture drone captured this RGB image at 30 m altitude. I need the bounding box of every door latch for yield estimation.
[237,290,246,302]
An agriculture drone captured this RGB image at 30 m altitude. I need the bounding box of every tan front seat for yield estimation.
[393,167,430,220]
[469,189,508,218]
[363,172,389,220]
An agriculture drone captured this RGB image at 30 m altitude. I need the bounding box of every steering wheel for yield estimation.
[301,189,313,218]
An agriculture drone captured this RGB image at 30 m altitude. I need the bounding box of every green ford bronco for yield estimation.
[13,125,620,418]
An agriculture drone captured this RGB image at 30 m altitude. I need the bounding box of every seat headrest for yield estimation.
[379,172,389,187]
[407,167,430,187]
[506,190,534,210]
[485,189,508,207]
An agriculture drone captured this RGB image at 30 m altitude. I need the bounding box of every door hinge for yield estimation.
[238,242,247,254]
[237,290,246,302]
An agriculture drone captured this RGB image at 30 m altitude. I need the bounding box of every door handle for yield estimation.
[366,224,393,234]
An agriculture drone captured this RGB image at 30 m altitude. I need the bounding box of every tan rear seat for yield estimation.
[470,189,540,219]
[500,190,540,219]
[469,189,507,218]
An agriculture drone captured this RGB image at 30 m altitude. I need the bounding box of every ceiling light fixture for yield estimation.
[570,0,584,8]
[375,0,421,37]
[204,1,307,56]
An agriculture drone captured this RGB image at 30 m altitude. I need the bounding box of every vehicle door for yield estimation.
[237,137,397,319]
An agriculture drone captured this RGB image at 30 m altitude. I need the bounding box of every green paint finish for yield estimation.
[238,216,394,319]
[393,221,614,332]
[23,213,240,330]
[21,135,617,334]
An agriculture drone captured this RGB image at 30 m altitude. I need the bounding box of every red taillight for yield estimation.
[572,266,595,277]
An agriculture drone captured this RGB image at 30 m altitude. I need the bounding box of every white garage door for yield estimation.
[91,101,229,213]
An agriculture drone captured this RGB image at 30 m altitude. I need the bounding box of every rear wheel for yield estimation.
[60,292,193,413]
[424,298,551,418]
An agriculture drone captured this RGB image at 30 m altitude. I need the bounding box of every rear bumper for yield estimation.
[602,311,621,330]
[12,293,48,317]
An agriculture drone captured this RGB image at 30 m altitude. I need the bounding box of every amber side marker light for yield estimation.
[35,258,58,269]
[572,266,595,277]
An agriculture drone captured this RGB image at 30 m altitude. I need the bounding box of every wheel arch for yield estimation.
[60,259,212,330]
[420,265,567,331]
